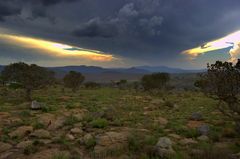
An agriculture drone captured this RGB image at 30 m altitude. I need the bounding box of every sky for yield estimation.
[0,0,240,69]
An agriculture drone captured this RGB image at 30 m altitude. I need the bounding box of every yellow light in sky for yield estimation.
[183,30,240,62]
[0,34,114,62]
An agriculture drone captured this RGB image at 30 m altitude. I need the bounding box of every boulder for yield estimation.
[168,134,182,140]
[197,124,210,135]
[158,117,168,125]
[179,138,198,145]
[190,112,203,121]
[30,129,51,139]
[155,137,175,157]
[29,148,68,159]
[94,131,129,154]
[8,126,33,138]
[48,117,65,131]
[197,135,209,141]
[70,128,83,135]
[0,142,12,153]
[38,113,55,127]
[16,140,33,149]
[65,134,75,141]
[31,101,43,110]
[83,133,94,145]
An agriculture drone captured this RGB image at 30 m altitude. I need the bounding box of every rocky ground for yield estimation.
[0,87,240,159]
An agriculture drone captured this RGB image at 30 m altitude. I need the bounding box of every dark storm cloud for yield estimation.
[72,17,119,38]
[0,1,21,21]
[72,0,164,38]
[1,0,240,68]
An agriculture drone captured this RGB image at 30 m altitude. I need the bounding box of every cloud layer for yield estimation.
[0,0,240,68]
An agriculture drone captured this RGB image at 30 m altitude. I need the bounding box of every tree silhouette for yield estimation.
[1,62,55,100]
[63,71,85,92]
[195,60,240,132]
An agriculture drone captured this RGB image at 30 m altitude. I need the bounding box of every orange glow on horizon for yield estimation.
[183,30,240,63]
[0,34,114,62]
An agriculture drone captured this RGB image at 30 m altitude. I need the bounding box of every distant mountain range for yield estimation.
[0,65,204,82]
[49,65,204,74]
[0,65,204,74]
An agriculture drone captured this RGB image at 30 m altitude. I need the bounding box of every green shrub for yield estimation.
[90,118,108,128]
[52,153,69,159]
[64,115,80,126]
[84,82,100,89]
[24,145,37,155]
[84,137,96,149]
[141,73,170,91]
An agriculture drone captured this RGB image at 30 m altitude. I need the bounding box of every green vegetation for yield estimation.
[196,60,240,132]
[141,73,170,91]
[0,61,239,158]
[1,62,55,100]
[90,118,108,128]
[63,71,85,92]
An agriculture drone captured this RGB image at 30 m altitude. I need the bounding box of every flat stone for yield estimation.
[156,117,168,126]
[30,129,51,139]
[66,134,75,141]
[168,134,182,140]
[8,126,33,138]
[197,135,209,141]
[179,138,198,145]
[0,142,12,153]
[16,140,33,149]
[155,137,175,157]
[70,128,83,134]
[29,148,61,159]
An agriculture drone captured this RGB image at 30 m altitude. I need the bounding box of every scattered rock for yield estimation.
[151,99,165,105]
[94,131,129,154]
[0,112,10,119]
[156,117,168,126]
[197,135,209,141]
[230,152,240,159]
[83,134,94,145]
[197,124,210,135]
[38,113,55,127]
[190,149,204,157]
[179,138,198,145]
[9,126,33,138]
[168,134,182,140]
[31,101,43,110]
[70,128,83,135]
[30,129,51,139]
[16,140,33,149]
[190,112,203,121]
[155,137,175,157]
[0,142,12,153]
[187,121,204,129]
[29,148,67,159]
[48,117,65,131]
[66,134,75,141]
[39,139,52,144]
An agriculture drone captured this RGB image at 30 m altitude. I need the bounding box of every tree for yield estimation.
[85,81,100,89]
[63,71,85,92]
[1,62,55,100]
[141,73,170,91]
[0,75,4,86]
[195,60,240,132]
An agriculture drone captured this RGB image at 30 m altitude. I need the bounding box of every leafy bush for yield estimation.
[63,71,85,92]
[52,153,69,159]
[1,62,55,100]
[195,60,240,132]
[90,118,108,128]
[84,137,96,149]
[84,82,100,89]
[141,73,170,91]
